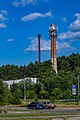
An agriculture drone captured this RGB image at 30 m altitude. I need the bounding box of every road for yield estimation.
[0,106,80,120]
[0,106,80,114]
[47,107,80,114]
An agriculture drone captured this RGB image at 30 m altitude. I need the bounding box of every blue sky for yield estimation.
[0,0,80,66]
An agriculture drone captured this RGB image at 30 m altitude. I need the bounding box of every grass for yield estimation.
[0,118,54,120]
[0,113,80,120]
[0,111,80,117]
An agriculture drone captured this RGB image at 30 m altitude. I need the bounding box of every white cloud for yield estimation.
[0,9,8,21]
[58,13,80,41]
[21,11,52,21]
[12,1,21,6]
[25,37,50,52]
[1,10,8,15]
[75,13,80,20]
[0,23,7,28]
[12,0,48,7]
[7,38,14,42]
[69,19,80,32]
[69,13,80,32]
[24,37,72,53]
[25,38,38,52]
[0,9,8,28]
[58,31,80,40]
[57,41,71,51]
[12,0,36,6]
[0,14,7,21]
[60,17,67,22]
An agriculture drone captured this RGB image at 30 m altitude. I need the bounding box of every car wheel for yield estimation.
[33,107,35,110]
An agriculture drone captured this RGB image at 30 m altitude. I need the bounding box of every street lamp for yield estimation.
[24,77,26,101]
[78,73,80,102]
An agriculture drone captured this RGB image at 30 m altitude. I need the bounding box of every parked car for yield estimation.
[27,101,45,110]
[42,101,56,109]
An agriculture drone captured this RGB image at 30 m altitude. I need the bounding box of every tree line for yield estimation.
[0,53,80,105]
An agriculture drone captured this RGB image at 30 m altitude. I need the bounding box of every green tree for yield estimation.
[26,90,36,99]
[39,90,49,99]
[51,88,63,100]
[0,79,10,105]
[10,83,22,104]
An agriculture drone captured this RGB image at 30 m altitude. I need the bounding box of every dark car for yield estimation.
[27,101,45,110]
[42,101,56,109]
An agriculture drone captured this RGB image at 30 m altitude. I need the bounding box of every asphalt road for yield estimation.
[0,106,80,120]
[0,106,80,115]
[47,107,80,114]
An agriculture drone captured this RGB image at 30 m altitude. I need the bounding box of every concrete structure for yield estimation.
[49,24,58,74]
[4,78,37,89]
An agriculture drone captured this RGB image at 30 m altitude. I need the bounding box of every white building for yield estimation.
[4,78,37,89]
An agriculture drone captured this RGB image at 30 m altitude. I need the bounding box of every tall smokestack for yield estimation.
[38,34,41,63]
[49,24,58,74]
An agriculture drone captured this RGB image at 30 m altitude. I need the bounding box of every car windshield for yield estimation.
[42,102,46,104]
[38,104,43,106]
[47,102,52,104]
[30,102,42,105]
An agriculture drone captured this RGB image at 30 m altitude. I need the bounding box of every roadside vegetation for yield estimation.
[0,53,80,105]
[0,109,80,120]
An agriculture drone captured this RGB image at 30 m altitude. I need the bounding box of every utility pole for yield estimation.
[24,78,26,100]
[78,74,80,103]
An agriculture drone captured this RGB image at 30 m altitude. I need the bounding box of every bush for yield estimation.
[11,97,21,105]
[26,90,36,99]
[39,90,49,99]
